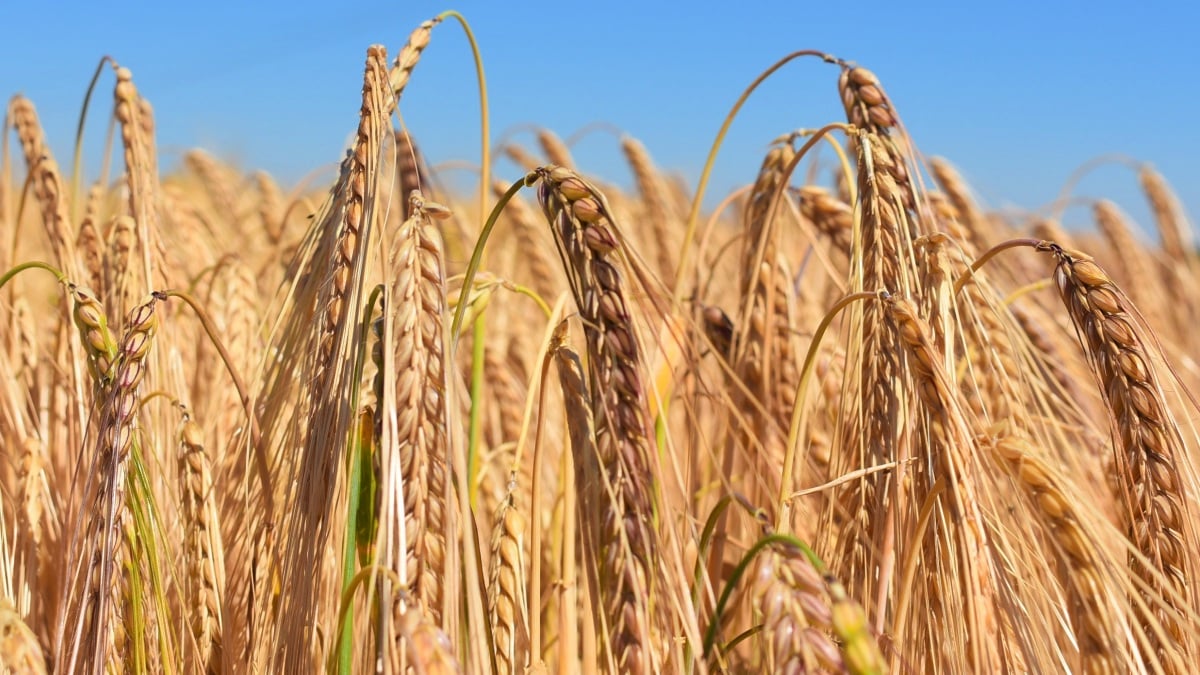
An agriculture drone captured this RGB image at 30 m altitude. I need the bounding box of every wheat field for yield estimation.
[2,13,1199,675]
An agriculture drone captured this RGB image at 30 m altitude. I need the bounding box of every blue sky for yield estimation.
[3,2,1197,236]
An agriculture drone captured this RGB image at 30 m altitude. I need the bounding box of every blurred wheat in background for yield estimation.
[3,11,1200,675]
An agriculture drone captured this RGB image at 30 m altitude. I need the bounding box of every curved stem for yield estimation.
[0,260,68,293]
[779,291,879,526]
[162,289,273,524]
[952,238,1048,296]
[673,49,839,302]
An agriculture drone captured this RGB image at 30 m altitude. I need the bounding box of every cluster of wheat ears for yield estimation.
[2,12,1198,675]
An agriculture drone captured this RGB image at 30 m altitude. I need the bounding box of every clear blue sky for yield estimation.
[3,1,1197,236]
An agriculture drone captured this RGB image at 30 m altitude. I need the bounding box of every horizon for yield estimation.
[3,2,1196,238]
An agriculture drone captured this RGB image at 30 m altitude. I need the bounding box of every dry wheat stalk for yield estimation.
[1046,243,1196,669]
[537,165,661,673]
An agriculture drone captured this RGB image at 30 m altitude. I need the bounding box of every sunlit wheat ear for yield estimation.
[382,190,450,628]
[799,185,853,254]
[820,129,913,604]
[112,66,160,293]
[838,66,917,212]
[929,157,987,255]
[536,166,660,673]
[64,291,161,675]
[8,96,77,272]
[488,481,530,675]
[537,129,574,168]
[260,44,393,672]
[253,170,286,245]
[395,131,429,220]
[988,433,1123,674]
[753,545,845,673]
[735,133,800,422]
[1094,200,1161,310]
[178,414,225,674]
[391,594,462,675]
[1045,244,1196,667]
[102,215,137,333]
[1139,164,1192,267]
[490,180,558,298]
[883,292,1000,672]
[724,134,800,532]
[0,598,46,675]
[389,17,441,99]
[75,186,106,289]
[620,136,676,280]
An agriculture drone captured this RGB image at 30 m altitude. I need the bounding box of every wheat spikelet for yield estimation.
[490,180,557,299]
[391,596,462,675]
[537,129,574,168]
[504,144,542,172]
[821,130,916,604]
[488,486,530,675]
[620,136,676,280]
[75,186,106,289]
[381,191,451,628]
[178,415,225,674]
[0,598,47,675]
[798,185,853,254]
[112,66,160,295]
[1139,164,1191,266]
[268,45,394,671]
[752,544,845,673]
[1094,200,1164,329]
[882,292,1000,671]
[929,157,987,255]
[61,291,161,674]
[989,433,1122,674]
[1046,243,1196,669]
[390,18,441,99]
[536,165,662,673]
